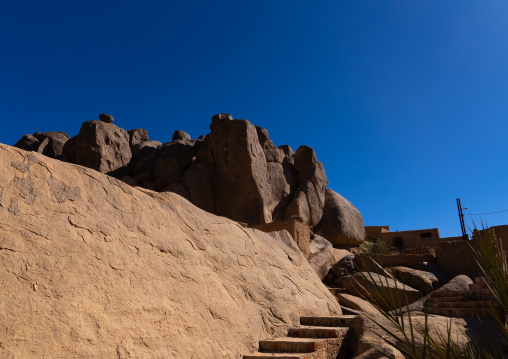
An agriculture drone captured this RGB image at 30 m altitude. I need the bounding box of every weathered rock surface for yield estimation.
[337,272,422,311]
[336,292,379,315]
[350,312,469,359]
[128,128,149,147]
[315,188,365,246]
[172,130,191,141]
[75,120,132,173]
[0,144,341,359]
[432,275,473,296]
[307,234,335,280]
[284,145,328,227]
[11,114,365,240]
[210,119,271,225]
[390,266,438,295]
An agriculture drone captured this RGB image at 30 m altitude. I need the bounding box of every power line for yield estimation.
[465,209,508,216]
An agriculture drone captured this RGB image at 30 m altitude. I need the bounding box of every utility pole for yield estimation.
[456,198,468,240]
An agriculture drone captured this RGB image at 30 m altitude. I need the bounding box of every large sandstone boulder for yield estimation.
[390,266,438,295]
[210,118,272,225]
[153,140,197,190]
[75,120,132,173]
[14,131,70,159]
[350,312,470,359]
[337,272,422,311]
[307,234,336,280]
[336,292,379,315]
[0,144,341,358]
[34,131,70,158]
[284,146,328,227]
[315,188,365,246]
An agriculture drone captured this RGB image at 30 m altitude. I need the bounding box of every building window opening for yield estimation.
[420,232,432,238]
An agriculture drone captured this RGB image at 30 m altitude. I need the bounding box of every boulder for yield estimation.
[415,262,452,287]
[75,120,132,173]
[333,248,352,264]
[331,254,356,278]
[278,144,295,165]
[266,162,297,221]
[127,128,149,147]
[14,134,44,152]
[315,188,365,246]
[284,146,328,227]
[33,131,70,159]
[432,275,473,296]
[98,113,114,123]
[331,254,391,280]
[210,113,233,129]
[308,234,335,280]
[337,272,422,311]
[0,143,341,358]
[181,161,216,214]
[172,130,191,141]
[210,119,271,225]
[131,141,161,183]
[255,126,284,163]
[153,140,197,190]
[336,292,379,315]
[61,135,78,163]
[390,266,438,295]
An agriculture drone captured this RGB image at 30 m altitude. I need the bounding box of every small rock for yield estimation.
[210,113,233,129]
[172,130,191,141]
[99,113,114,123]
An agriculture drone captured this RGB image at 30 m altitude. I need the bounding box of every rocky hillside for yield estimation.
[13,114,365,246]
[0,144,341,358]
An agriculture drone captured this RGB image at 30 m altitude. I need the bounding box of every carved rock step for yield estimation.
[426,307,503,319]
[430,289,492,298]
[300,315,356,327]
[426,295,494,303]
[426,300,499,309]
[259,337,328,354]
[288,326,349,339]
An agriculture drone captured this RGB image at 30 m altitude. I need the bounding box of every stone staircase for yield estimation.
[243,315,356,359]
[425,278,504,320]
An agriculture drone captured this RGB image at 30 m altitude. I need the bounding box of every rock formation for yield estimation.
[0,144,341,358]
[12,113,365,246]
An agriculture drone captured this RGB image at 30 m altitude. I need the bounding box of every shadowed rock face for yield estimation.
[315,188,365,246]
[75,120,132,173]
[210,119,272,225]
[0,144,341,358]
[12,113,364,247]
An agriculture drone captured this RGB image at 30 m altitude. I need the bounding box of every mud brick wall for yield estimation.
[437,240,480,279]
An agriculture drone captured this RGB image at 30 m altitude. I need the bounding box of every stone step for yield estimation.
[425,300,499,309]
[259,337,327,354]
[300,316,356,327]
[244,353,314,359]
[288,326,349,339]
[426,295,494,303]
[430,289,492,298]
[426,307,503,319]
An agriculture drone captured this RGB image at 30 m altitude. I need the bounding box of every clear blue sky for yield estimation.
[1,1,507,237]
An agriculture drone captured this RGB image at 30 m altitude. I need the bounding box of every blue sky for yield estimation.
[1,1,507,237]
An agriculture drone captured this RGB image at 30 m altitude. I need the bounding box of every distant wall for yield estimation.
[437,240,480,279]
[365,225,390,239]
[380,228,441,249]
